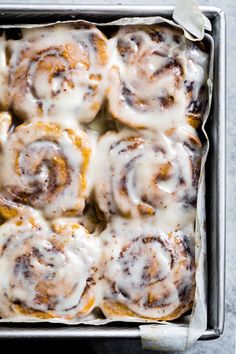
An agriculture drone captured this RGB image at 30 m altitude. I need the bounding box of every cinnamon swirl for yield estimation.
[94,130,201,219]
[100,218,195,320]
[0,211,100,320]
[107,25,208,130]
[8,24,108,126]
[0,121,91,218]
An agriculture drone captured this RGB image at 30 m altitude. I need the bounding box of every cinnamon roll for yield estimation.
[8,24,108,126]
[107,25,208,130]
[100,218,195,320]
[0,121,91,218]
[94,130,201,219]
[0,211,100,320]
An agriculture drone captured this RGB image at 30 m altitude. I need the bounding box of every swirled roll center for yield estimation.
[116,236,173,296]
[15,140,70,206]
[29,45,89,100]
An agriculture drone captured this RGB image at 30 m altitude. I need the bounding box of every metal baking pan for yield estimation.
[0,4,225,340]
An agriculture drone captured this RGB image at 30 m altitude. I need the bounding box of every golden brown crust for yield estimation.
[101,299,194,321]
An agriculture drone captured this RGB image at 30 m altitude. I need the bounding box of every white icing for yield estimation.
[0,121,92,218]
[0,210,100,319]
[100,217,194,319]
[0,112,11,148]
[94,129,201,219]
[8,25,109,128]
[107,25,208,130]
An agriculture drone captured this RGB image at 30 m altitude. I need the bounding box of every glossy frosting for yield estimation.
[100,217,195,319]
[95,129,201,219]
[8,24,108,127]
[0,206,100,319]
[107,25,208,130]
[0,121,92,218]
